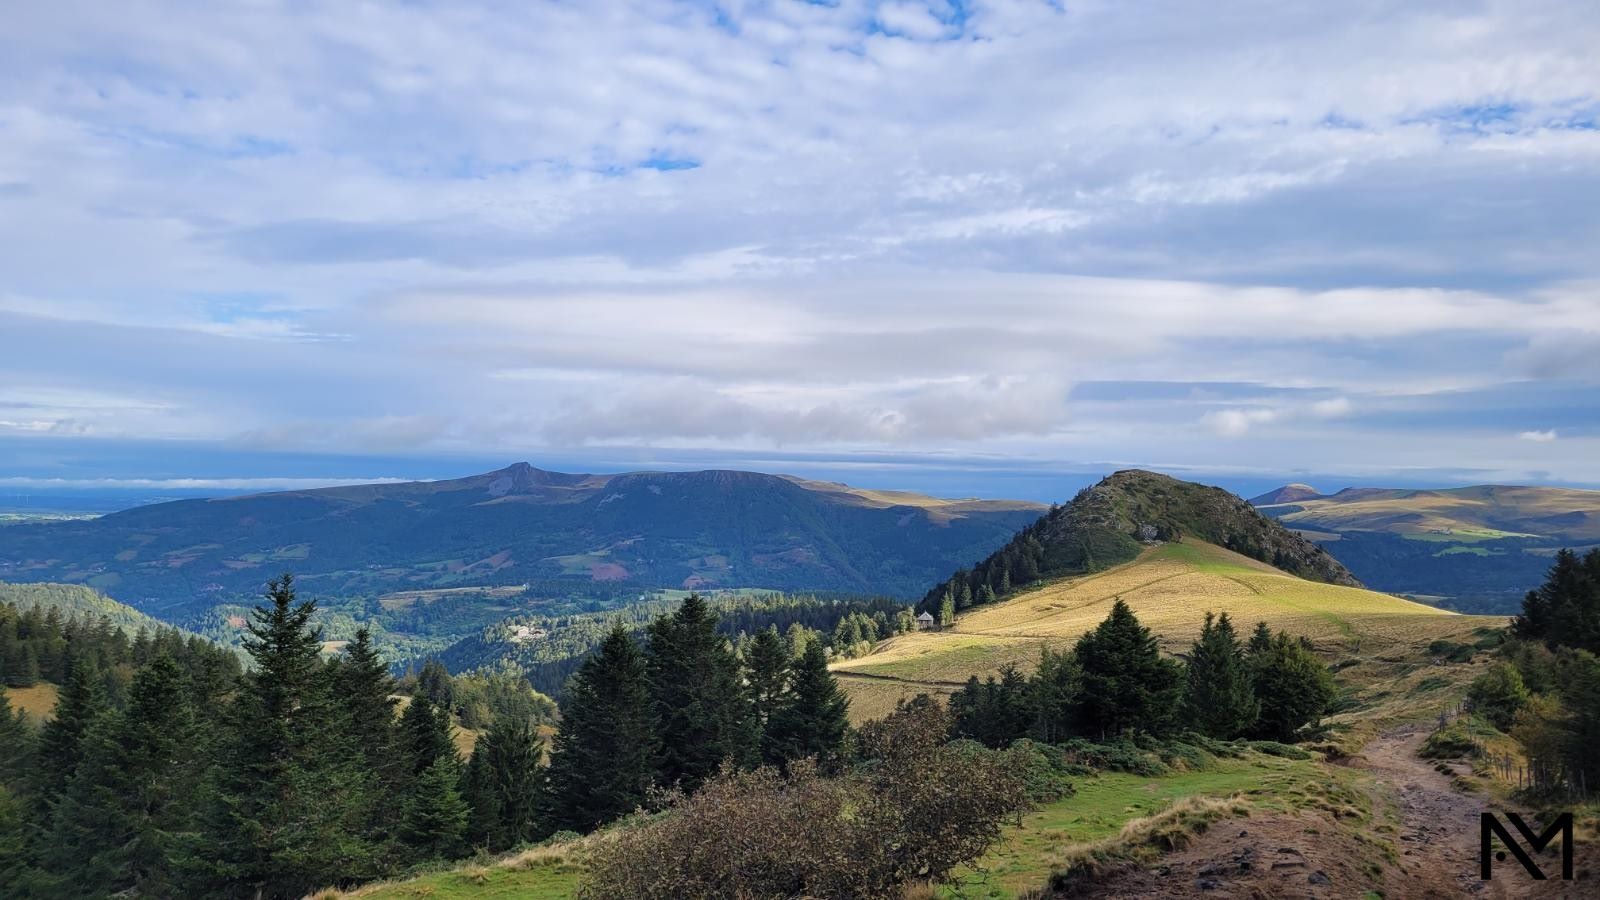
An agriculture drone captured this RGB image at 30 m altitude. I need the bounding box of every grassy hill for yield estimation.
[1251,482,1600,613]
[1253,483,1600,542]
[835,540,1502,722]
[0,463,1043,619]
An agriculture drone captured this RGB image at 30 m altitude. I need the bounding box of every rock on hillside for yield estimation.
[921,470,1359,611]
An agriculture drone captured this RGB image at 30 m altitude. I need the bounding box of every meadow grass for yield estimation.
[942,751,1326,899]
[833,541,1499,716]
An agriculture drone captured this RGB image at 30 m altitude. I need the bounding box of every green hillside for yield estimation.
[0,581,172,634]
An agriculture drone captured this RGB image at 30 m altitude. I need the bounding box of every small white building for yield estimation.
[916,611,936,631]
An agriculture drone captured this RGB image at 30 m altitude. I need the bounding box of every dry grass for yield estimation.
[833,541,1503,719]
[1039,794,1251,890]
[7,682,59,723]
[1262,485,1600,541]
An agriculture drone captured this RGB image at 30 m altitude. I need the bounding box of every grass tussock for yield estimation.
[1043,794,1250,891]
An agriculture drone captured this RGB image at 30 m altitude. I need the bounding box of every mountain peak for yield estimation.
[1249,483,1324,505]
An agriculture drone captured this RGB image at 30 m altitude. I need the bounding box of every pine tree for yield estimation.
[335,628,402,843]
[46,654,206,896]
[399,691,456,778]
[766,641,850,771]
[1182,612,1259,739]
[1030,645,1081,742]
[0,685,32,789]
[1073,599,1182,737]
[646,595,757,791]
[544,625,659,833]
[0,785,42,896]
[1250,631,1338,742]
[397,757,469,861]
[197,574,380,897]
[34,657,109,805]
[1247,620,1273,656]
[744,626,791,765]
[469,717,544,850]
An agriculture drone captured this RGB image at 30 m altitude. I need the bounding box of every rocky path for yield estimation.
[1066,729,1589,898]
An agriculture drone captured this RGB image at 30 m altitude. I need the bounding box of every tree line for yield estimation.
[947,599,1337,747]
[1457,548,1600,795]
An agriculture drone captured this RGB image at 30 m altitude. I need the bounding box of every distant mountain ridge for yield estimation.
[1250,482,1600,542]
[1249,481,1600,613]
[0,464,1046,616]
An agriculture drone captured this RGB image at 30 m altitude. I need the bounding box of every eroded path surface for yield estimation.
[1069,729,1589,898]
[1354,727,1509,898]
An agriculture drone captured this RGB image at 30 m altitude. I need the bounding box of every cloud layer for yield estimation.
[2,1,1598,490]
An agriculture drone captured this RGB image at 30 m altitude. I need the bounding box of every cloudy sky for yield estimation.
[3,0,1599,501]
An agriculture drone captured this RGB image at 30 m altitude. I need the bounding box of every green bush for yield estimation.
[1419,721,1481,759]
[1246,740,1312,760]
[1466,663,1529,730]
[1057,737,1171,776]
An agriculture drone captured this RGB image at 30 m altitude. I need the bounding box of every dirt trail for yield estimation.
[1354,727,1511,898]
[1069,729,1586,898]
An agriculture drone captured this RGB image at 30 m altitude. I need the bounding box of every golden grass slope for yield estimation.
[832,540,1505,722]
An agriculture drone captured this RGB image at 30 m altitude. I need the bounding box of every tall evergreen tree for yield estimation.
[1249,631,1338,742]
[0,786,41,896]
[766,641,850,770]
[399,691,455,778]
[397,757,468,861]
[197,575,380,897]
[544,625,659,833]
[745,626,792,762]
[1072,599,1182,737]
[465,717,544,851]
[0,685,32,790]
[1182,612,1259,739]
[1029,645,1081,742]
[46,654,206,897]
[645,595,757,791]
[1247,620,1273,656]
[34,657,109,805]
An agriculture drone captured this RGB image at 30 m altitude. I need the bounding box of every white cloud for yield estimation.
[1519,429,1558,442]
[0,1,1596,483]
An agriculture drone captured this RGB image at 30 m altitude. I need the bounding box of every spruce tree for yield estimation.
[397,757,469,861]
[1247,620,1273,656]
[46,654,206,897]
[1182,612,1259,739]
[0,785,41,896]
[766,641,850,771]
[1030,645,1081,742]
[197,574,380,897]
[544,625,659,833]
[1072,599,1182,737]
[34,657,109,805]
[0,685,32,789]
[469,717,544,850]
[645,595,757,791]
[399,691,456,778]
[745,627,791,741]
[1250,631,1338,742]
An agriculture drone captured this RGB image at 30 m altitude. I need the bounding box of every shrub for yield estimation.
[1057,737,1170,776]
[1419,721,1481,759]
[580,697,1033,899]
[1246,740,1312,760]
[1466,663,1529,730]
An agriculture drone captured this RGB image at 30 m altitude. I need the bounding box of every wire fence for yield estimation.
[1433,699,1589,801]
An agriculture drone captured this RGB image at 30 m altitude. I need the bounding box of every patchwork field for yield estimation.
[833,541,1505,723]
